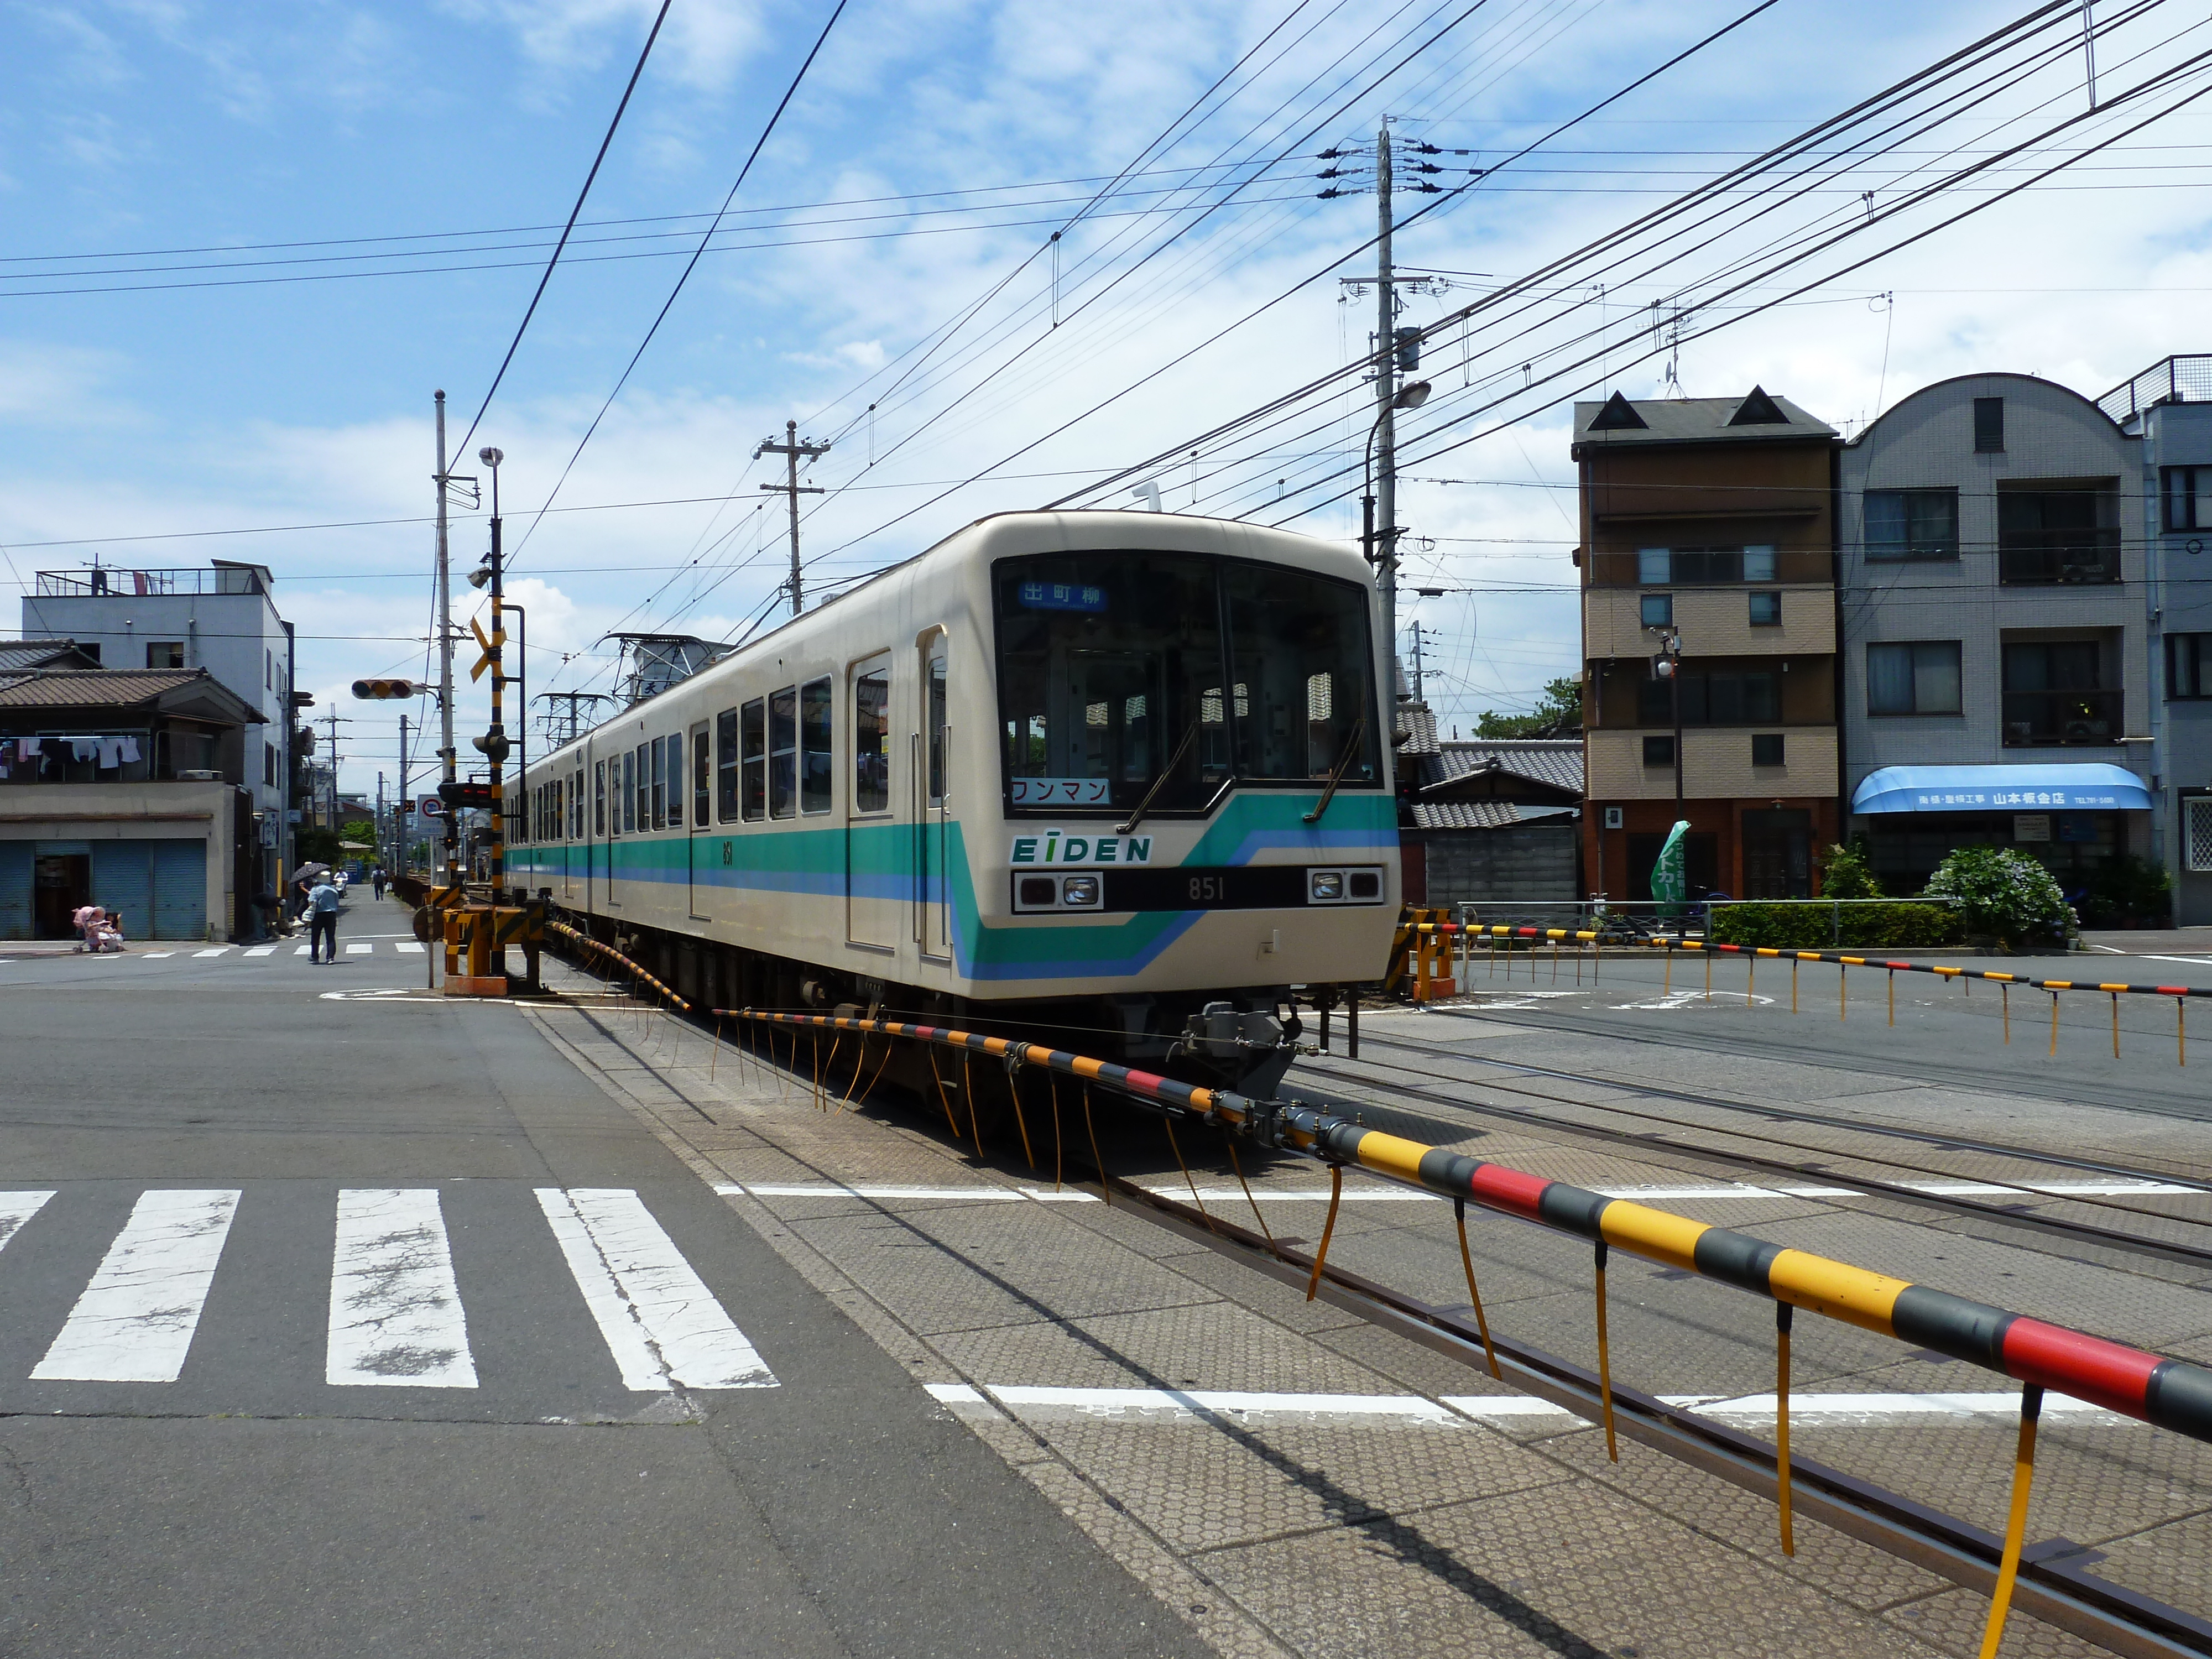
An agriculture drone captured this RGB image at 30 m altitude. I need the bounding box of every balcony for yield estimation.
[1997,528,2121,586]
[2001,688,2121,747]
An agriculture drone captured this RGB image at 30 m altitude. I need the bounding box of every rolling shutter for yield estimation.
[92,842,154,941]
[0,844,30,940]
[151,839,207,941]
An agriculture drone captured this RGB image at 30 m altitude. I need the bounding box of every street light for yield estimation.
[1361,379,1433,564]
[1651,624,1684,805]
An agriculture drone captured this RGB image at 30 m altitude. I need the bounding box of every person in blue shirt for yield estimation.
[307,878,342,964]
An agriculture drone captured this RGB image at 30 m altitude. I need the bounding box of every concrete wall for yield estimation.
[0,781,233,940]
[2136,399,2212,924]
[1414,822,1579,906]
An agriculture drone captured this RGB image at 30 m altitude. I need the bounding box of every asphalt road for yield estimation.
[0,906,1208,1659]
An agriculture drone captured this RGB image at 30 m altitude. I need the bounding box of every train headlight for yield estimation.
[1309,869,1344,901]
[1061,875,1101,908]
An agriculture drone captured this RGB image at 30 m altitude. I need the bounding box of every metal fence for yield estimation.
[2095,353,2212,421]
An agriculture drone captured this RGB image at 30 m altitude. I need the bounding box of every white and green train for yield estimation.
[509,510,1400,1094]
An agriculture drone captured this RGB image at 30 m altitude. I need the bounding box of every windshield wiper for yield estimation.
[1117,717,1204,835]
[1303,713,1368,825]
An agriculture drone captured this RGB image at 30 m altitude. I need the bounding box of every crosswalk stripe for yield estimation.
[0,1192,55,1253]
[345,942,372,954]
[397,942,425,954]
[32,1190,241,1383]
[535,1188,775,1391]
[194,948,229,958]
[144,951,175,958]
[295,945,311,957]
[327,1190,477,1387]
[244,945,275,958]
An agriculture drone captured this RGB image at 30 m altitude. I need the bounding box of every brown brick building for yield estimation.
[1574,388,1840,902]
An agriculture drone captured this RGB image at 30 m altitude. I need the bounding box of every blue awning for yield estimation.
[1850,763,2152,815]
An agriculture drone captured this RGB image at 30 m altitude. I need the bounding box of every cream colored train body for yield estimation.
[511,510,1401,1089]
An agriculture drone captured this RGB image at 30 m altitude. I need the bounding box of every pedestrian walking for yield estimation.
[372,867,387,900]
[308,877,342,964]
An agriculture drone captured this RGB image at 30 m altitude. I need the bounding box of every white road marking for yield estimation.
[941,1384,1462,1426]
[295,945,311,956]
[193,948,229,958]
[243,946,276,958]
[719,1182,1097,1203]
[143,952,175,959]
[536,1188,774,1391]
[327,1190,477,1388]
[1649,1390,2129,1425]
[396,942,426,954]
[33,1190,241,1383]
[346,942,372,954]
[0,1192,56,1253]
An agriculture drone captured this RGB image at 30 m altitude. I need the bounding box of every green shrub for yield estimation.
[2077,853,2172,927]
[1709,901,1962,950]
[1921,845,2073,948]
[1818,842,1883,900]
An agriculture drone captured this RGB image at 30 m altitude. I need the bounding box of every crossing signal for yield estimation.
[352,678,425,700]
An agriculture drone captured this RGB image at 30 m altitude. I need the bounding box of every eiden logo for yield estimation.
[1011,830,1152,866]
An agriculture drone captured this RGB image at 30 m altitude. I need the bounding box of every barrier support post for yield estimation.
[1663,942,1672,997]
[1976,1384,2046,1659]
[1792,956,1799,1014]
[1305,1163,1343,1302]
[2050,992,2060,1058]
[1888,969,1895,1029]
[2112,992,2121,1059]
[2180,997,2187,1068]
[1776,1302,1796,1557]
[1594,1240,1619,1463]
[1453,1198,1502,1380]
[2002,982,2011,1044]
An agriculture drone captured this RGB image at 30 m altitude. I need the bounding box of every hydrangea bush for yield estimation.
[1922,845,2074,948]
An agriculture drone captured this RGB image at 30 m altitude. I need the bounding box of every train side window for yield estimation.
[635,743,650,832]
[741,698,765,821]
[650,739,666,830]
[716,708,739,822]
[852,654,890,813]
[769,685,797,819]
[926,635,948,806]
[595,760,607,836]
[800,677,833,814]
[620,750,634,834]
[691,724,710,827]
[664,734,684,828]
[573,768,585,838]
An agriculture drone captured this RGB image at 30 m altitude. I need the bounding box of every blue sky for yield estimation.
[4,0,2211,795]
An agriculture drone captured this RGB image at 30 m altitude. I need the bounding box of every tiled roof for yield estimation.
[1572,390,1834,450]
[0,639,99,672]
[0,668,258,722]
[1418,738,1584,797]
[1410,800,1577,831]
[1395,701,1439,754]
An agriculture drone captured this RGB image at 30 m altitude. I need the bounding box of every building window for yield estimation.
[1997,483,2119,584]
[1748,591,1782,627]
[1636,546,1776,585]
[265,649,273,689]
[2001,640,2114,745]
[264,742,277,785]
[1639,669,1777,727]
[2163,467,2212,531]
[1867,641,1963,715]
[1642,735,1675,767]
[1864,490,1959,561]
[1751,733,1786,767]
[1640,593,1673,628]
[147,641,185,669]
[2171,633,2212,700]
[1974,395,2005,452]
[2187,797,2212,873]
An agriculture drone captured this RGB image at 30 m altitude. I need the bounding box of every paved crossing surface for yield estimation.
[0,912,1204,1659]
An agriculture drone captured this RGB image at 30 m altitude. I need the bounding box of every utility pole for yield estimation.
[1408,620,1427,706]
[395,713,412,875]
[432,391,460,896]
[321,708,351,832]
[1374,118,1401,690]
[755,420,830,617]
[473,447,510,903]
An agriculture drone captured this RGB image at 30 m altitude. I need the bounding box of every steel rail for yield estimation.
[721,1008,2212,1448]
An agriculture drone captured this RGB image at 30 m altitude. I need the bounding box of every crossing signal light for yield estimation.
[352,678,425,700]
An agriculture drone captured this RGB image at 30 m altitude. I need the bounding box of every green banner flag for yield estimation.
[1650,819,1692,917]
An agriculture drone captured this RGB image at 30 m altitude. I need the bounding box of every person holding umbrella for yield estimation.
[306,873,343,964]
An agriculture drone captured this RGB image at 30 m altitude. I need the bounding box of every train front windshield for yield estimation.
[994,551,1380,815]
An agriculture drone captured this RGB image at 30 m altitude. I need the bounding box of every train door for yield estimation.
[687,721,711,920]
[846,653,895,948]
[913,631,951,962]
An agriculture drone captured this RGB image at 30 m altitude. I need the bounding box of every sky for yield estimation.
[4,0,2211,798]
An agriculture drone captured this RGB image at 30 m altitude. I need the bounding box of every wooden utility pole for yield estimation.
[755,420,830,616]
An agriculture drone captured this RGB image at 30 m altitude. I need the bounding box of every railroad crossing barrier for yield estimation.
[543,919,690,1013]
[718,1005,2212,1657]
[1412,920,2207,1065]
[436,900,544,997]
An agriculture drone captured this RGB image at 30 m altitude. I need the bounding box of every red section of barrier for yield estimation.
[1467,1162,1552,1220]
[2001,1317,2164,1417]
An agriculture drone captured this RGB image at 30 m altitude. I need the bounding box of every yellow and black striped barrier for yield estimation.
[545,919,691,1013]
[721,1005,2212,1655]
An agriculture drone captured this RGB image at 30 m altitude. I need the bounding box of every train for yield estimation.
[507,509,1401,1095]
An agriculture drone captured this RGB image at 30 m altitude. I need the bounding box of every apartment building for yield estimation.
[1574,388,1840,902]
[1839,374,2154,896]
[2099,355,2212,924]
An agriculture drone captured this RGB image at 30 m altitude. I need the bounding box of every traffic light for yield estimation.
[352,679,426,700]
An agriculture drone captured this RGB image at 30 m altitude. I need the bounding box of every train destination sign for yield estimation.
[1016,580,1108,613]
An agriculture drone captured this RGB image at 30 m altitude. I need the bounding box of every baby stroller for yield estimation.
[72,905,127,954]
